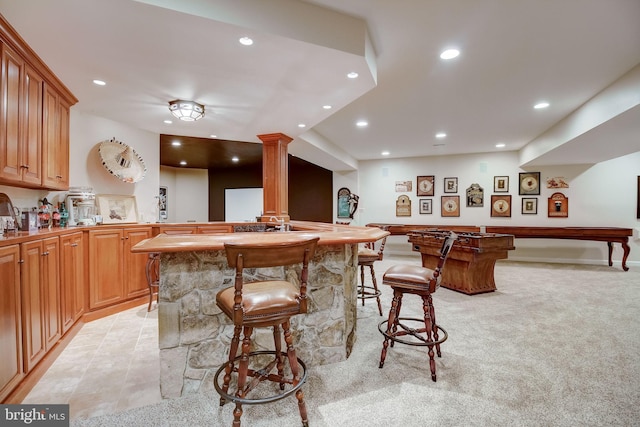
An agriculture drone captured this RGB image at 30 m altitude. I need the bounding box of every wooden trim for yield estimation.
[81,295,148,323]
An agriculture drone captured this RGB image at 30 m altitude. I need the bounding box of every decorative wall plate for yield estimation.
[99,138,147,183]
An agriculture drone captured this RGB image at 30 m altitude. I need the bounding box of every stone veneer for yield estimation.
[156,243,358,398]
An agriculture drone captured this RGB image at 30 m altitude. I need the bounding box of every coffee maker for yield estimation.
[65,187,96,226]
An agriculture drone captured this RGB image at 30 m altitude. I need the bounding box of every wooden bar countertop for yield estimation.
[131,220,389,253]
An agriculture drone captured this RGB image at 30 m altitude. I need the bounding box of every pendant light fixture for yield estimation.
[168,99,205,121]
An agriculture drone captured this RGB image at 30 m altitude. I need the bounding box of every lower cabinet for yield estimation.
[88,227,151,310]
[60,232,84,334]
[0,245,23,402]
[21,237,60,373]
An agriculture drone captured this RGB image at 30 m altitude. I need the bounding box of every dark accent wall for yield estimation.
[208,155,332,222]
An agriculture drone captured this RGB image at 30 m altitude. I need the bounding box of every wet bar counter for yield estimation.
[132,221,388,398]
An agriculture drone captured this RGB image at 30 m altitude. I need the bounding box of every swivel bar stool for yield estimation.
[145,253,160,311]
[214,236,319,427]
[378,231,457,381]
[357,227,389,316]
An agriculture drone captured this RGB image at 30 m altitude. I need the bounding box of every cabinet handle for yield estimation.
[21,164,29,169]
[42,251,49,256]
[56,175,62,179]
[71,243,78,247]
[18,259,24,264]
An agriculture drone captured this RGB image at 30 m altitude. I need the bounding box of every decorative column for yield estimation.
[258,132,292,222]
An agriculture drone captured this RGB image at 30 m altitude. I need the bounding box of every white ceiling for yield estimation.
[1,0,639,171]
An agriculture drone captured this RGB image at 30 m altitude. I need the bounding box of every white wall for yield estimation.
[355,150,640,267]
[1,110,161,223]
[160,166,208,223]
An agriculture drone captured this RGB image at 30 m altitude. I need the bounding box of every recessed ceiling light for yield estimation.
[231,156,239,162]
[210,134,217,138]
[323,105,332,110]
[495,143,506,148]
[440,48,460,60]
[163,120,173,124]
[179,161,187,166]
[381,151,390,156]
[239,36,253,46]
[356,120,368,127]
[347,72,359,79]
[298,123,306,128]
[92,79,106,86]
[435,132,447,139]
[534,102,550,109]
[171,141,181,146]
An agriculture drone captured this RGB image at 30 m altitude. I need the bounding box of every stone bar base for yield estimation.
[156,243,358,398]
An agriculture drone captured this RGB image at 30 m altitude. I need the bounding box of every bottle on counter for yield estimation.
[59,202,68,228]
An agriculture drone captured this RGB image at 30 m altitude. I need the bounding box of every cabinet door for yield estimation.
[21,64,43,186]
[0,43,22,182]
[0,245,23,402]
[42,84,70,190]
[88,229,125,310]
[21,240,46,372]
[123,228,152,298]
[159,226,196,235]
[197,225,233,234]
[60,232,85,333]
[42,237,61,350]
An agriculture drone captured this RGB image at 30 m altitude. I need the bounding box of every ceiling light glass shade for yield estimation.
[168,100,205,121]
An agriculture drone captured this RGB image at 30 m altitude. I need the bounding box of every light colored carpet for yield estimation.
[71,258,640,426]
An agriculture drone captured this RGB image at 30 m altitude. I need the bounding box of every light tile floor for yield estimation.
[22,304,163,420]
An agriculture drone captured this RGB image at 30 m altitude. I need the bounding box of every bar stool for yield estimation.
[357,228,389,316]
[145,253,160,311]
[214,236,319,427]
[378,231,457,381]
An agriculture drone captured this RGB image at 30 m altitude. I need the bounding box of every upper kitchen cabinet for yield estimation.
[0,14,77,190]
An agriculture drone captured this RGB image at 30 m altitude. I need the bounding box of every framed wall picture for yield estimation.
[417,175,435,196]
[521,197,538,215]
[159,186,168,220]
[466,183,484,207]
[490,195,511,217]
[419,198,433,214]
[395,180,412,192]
[494,176,509,193]
[441,195,460,217]
[548,192,568,218]
[519,172,541,195]
[444,177,458,193]
[637,176,640,219]
[97,194,138,224]
[396,195,412,216]
[337,187,358,219]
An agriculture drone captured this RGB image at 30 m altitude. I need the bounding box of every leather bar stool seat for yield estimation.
[378,231,457,382]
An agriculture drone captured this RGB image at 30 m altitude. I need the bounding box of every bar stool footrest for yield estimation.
[359,284,382,299]
[214,350,308,406]
[378,317,448,347]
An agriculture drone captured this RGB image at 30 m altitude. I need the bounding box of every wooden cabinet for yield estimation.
[88,227,151,309]
[0,43,42,187]
[0,16,76,191]
[20,237,60,373]
[197,224,233,234]
[123,228,152,298]
[60,232,84,333]
[42,83,70,190]
[158,225,197,235]
[0,245,23,402]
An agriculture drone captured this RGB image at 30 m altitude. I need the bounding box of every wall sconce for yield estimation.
[168,100,205,121]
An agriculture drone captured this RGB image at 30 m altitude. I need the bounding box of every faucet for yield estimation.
[269,216,286,232]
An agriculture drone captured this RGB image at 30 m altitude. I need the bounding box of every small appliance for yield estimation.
[65,187,96,226]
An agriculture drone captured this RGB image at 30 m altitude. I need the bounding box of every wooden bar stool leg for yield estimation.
[428,294,442,357]
[359,265,366,306]
[283,320,309,427]
[220,325,242,406]
[379,289,402,368]
[233,326,253,426]
[421,296,437,382]
[369,265,383,316]
[273,325,285,390]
